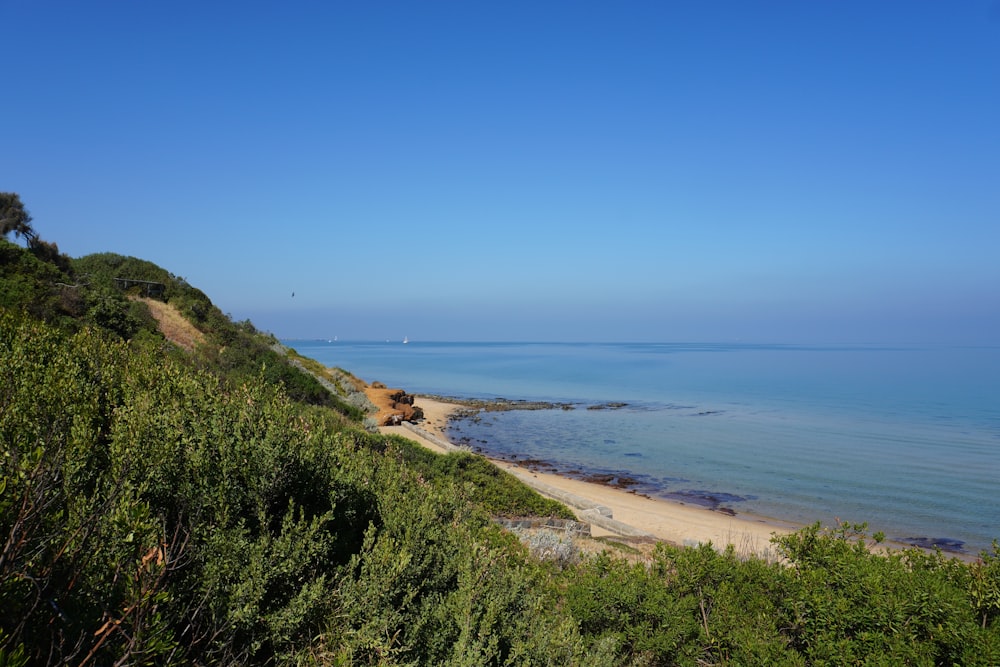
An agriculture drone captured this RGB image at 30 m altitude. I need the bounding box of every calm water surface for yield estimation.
[289,340,1000,554]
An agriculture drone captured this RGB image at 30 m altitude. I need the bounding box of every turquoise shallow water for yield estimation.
[288,340,1000,554]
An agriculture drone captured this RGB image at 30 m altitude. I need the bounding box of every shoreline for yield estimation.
[381,396,799,555]
[381,395,972,559]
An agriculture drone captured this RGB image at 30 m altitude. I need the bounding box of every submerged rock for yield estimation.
[898,536,966,553]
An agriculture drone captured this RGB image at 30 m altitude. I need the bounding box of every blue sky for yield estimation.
[5,1,999,342]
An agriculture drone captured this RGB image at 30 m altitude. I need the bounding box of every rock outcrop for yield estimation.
[364,385,424,425]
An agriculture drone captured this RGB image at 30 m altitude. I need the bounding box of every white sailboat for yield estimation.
[403,336,409,344]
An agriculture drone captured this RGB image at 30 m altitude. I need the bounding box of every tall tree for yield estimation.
[0,192,38,246]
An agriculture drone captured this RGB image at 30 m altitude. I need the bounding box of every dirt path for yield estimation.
[137,298,205,351]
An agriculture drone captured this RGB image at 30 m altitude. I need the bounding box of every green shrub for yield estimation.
[775,522,999,665]
[0,239,73,324]
[384,440,576,519]
[6,243,1000,665]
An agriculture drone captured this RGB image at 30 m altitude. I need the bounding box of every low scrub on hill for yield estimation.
[0,312,596,664]
[3,312,999,665]
[2,195,999,664]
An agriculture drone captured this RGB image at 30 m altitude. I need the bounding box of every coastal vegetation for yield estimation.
[2,194,999,664]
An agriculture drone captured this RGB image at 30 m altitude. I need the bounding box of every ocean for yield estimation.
[287,340,1000,554]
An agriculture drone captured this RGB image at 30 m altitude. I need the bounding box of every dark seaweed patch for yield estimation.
[658,489,750,513]
[897,536,966,553]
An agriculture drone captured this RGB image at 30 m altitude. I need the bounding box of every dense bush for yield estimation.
[4,308,1000,665]
[0,239,76,325]
[384,440,576,520]
[3,211,1000,664]
[561,527,1000,665]
[773,523,1000,664]
[0,312,596,664]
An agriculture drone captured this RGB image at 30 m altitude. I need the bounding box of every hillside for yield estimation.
[138,296,206,351]
[2,198,1000,666]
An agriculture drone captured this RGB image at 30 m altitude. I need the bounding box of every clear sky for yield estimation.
[5,1,999,343]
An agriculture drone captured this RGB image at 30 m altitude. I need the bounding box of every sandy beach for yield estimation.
[380,396,801,556]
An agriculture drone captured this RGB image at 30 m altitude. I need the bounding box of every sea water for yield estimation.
[287,340,1000,554]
